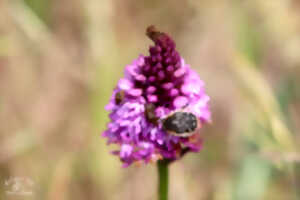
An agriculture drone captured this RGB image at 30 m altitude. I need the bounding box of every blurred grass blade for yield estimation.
[232,53,296,152]
[233,155,271,200]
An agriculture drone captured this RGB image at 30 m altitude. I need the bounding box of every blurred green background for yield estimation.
[0,0,300,199]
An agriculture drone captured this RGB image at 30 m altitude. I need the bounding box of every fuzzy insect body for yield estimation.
[162,111,199,137]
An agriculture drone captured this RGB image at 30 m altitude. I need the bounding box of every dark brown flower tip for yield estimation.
[146,25,164,42]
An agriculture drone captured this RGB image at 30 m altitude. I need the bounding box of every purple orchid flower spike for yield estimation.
[103,26,211,167]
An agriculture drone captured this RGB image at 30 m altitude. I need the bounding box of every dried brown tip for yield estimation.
[146,25,164,42]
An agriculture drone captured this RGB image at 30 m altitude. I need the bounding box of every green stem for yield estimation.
[158,160,169,200]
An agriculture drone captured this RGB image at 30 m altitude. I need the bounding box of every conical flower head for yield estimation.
[103,26,211,167]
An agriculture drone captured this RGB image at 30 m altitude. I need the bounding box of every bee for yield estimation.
[162,111,199,137]
[115,90,125,105]
[144,103,200,137]
[145,103,159,125]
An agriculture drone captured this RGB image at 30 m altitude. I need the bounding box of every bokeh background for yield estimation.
[1,0,300,199]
